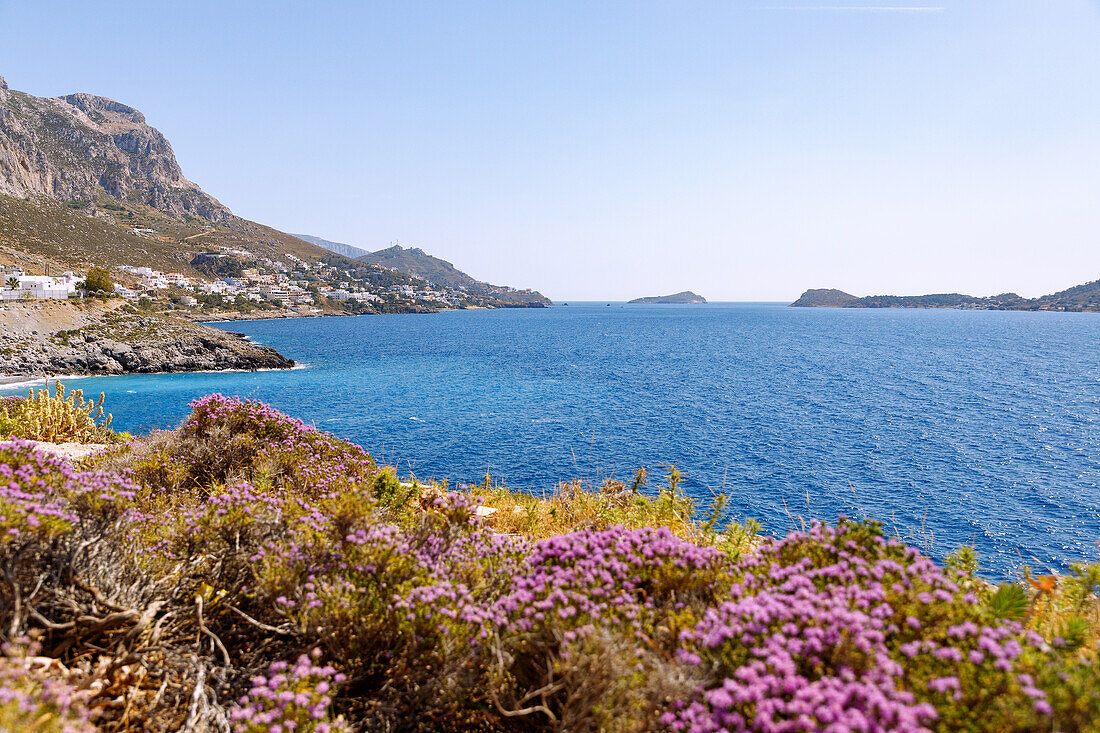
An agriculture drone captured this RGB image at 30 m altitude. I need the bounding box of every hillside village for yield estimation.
[0,240,545,318]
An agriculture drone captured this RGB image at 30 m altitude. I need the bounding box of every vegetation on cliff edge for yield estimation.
[0,390,1097,731]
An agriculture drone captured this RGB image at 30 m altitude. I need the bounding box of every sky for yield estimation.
[2,0,1099,301]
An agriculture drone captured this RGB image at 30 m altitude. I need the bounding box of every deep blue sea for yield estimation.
[5,303,1099,577]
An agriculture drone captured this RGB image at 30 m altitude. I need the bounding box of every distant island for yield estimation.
[629,291,707,304]
[791,278,1100,312]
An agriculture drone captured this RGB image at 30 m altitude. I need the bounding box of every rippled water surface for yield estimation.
[6,303,1099,575]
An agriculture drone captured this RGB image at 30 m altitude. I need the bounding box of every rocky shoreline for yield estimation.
[0,300,294,377]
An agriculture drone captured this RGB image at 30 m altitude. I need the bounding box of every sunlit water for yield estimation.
[5,303,1098,577]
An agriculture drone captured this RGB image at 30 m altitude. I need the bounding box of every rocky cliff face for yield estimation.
[0,75,231,222]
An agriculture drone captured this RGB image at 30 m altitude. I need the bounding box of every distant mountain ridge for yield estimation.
[628,291,707,304]
[791,279,1100,312]
[358,245,481,291]
[291,233,370,260]
[293,235,550,306]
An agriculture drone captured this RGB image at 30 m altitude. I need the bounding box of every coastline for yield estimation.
[0,362,310,392]
[1,300,296,378]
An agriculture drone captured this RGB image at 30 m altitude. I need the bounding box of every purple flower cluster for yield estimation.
[0,639,95,732]
[662,520,1052,732]
[491,525,723,635]
[183,395,378,498]
[0,440,136,540]
[230,649,349,733]
[0,395,24,411]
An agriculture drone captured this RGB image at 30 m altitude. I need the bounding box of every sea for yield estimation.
[4,302,1098,577]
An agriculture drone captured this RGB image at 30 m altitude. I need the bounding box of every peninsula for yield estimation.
[628,291,707,304]
[791,278,1100,312]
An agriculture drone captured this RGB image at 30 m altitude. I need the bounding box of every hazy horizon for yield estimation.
[2,0,1099,301]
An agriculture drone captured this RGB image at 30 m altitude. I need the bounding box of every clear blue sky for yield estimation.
[2,1,1099,300]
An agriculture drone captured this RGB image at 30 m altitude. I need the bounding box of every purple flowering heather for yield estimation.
[230,649,350,733]
[0,440,137,539]
[181,394,379,498]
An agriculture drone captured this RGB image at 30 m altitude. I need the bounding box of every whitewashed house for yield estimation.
[1,273,82,301]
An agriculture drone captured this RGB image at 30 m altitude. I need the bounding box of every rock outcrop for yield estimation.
[0,75,230,222]
[0,300,293,376]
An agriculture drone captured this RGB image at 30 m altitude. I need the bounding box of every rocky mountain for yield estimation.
[790,279,1100,312]
[0,74,363,282]
[358,245,481,290]
[356,243,551,306]
[0,77,230,222]
[292,233,370,259]
[0,75,549,312]
[628,291,707,304]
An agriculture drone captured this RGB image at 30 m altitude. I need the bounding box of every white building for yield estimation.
[198,281,228,294]
[1,273,81,301]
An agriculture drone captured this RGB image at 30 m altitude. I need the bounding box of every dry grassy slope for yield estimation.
[0,298,125,335]
[0,191,357,277]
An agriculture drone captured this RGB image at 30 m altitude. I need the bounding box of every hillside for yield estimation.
[791,279,1100,312]
[0,191,359,281]
[628,291,707,304]
[0,75,373,279]
[0,74,551,313]
[357,243,551,306]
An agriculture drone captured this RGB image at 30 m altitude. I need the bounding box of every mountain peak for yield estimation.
[0,77,230,222]
[60,92,146,124]
[0,74,7,91]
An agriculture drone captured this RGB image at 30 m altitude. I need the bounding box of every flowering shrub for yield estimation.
[663,520,1098,732]
[179,394,378,498]
[2,395,1097,732]
[0,440,136,541]
[230,650,350,733]
[0,640,95,733]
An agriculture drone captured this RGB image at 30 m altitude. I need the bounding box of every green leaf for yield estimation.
[1058,617,1090,652]
[988,583,1029,621]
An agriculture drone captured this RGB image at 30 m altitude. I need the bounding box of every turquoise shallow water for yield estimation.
[4,303,1099,576]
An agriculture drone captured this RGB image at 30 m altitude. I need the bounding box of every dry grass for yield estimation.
[462,467,761,557]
